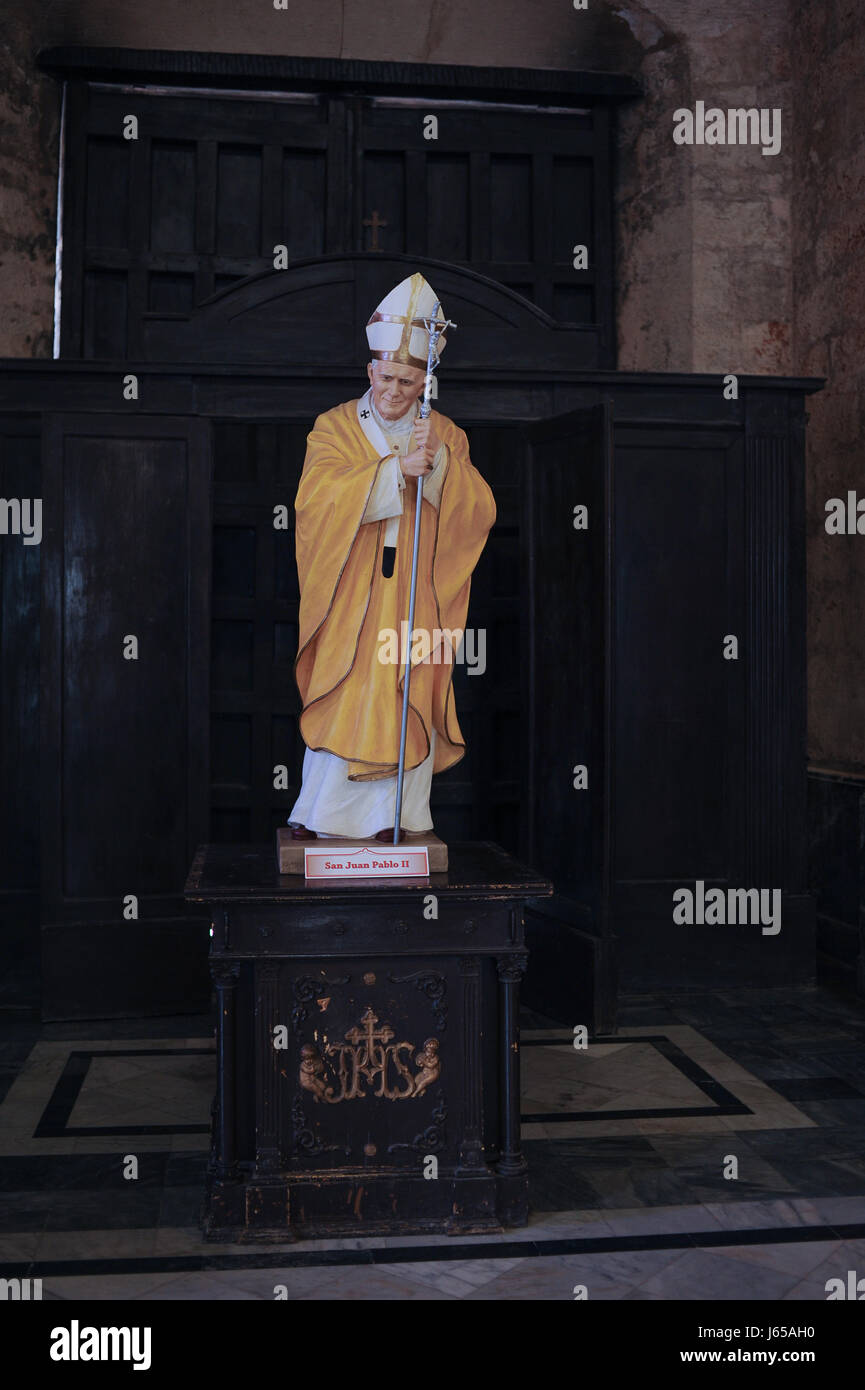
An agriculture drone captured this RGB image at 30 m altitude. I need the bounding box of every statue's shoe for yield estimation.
[290,824,317,840]
[374,827,407,843]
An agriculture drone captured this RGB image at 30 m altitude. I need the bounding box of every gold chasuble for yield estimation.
[294,400,496,783]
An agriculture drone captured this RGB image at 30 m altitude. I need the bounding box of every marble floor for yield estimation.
[2,985,865,1300]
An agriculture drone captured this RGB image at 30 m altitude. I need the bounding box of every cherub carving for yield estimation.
[412,1037,440,1098]
[299,1043,334,1103]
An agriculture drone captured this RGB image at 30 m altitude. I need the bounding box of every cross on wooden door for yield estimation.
[363,210,388,251]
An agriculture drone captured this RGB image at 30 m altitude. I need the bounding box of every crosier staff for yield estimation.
[392,302,457,846]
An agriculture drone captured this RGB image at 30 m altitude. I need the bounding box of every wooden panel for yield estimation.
[85,137,130,249]
[60,73,615,359]
[613,433,740,882]
[147,272,195,313]
[213,421,258,485]
[361,152,405,253]
[82,270,127,359]
[552,156,593,262]
[216,145,263,257]
[212,713,252,785]
[213,525,256,597]
[212,619,254,690]
[61,436,186,893]
[490,156,533,264]
[552,283,593,324]
[64,89,331,357]
[41,917,211,1021]
[40,414,211,921]
[143,256,602,370]
[0,423,41,892]
[607,419,813,992]
[427,154,469,262]
[527,406,610,908]
[282,149,327,259]
[210,421,307,843]
[150,140,196,253]
[355,97,600,325]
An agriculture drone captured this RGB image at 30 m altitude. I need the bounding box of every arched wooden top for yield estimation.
[141,254,600,371]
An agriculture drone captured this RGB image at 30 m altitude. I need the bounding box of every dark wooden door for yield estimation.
[355,98,606,330]
[0,418,41,896]
[40,413,211,924]
[210,419,307,844]
[58,73,614,364]
[611,420,748,989]
[61,86,337,358]
[526,404,612,912]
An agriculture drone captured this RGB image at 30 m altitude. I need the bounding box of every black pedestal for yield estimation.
[184,841,552,1241]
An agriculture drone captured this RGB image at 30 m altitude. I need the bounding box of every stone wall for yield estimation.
[791,0,865,773]
[616,0,792,373]
[0,1,63,358]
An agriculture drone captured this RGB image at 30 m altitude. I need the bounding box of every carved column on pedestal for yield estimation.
[456,954,485,1172]
[211,958,240,1181]
[496,953,528,1176]
[254,959,282,1175]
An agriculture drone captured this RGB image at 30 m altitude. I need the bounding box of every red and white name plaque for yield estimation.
[304,845,430,880]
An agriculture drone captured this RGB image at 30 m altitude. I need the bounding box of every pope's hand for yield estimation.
[401,419,439,476]
[401,447,434,477]
[412,418,441,457]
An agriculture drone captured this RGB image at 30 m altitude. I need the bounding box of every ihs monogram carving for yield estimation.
[298,1007,441,1103]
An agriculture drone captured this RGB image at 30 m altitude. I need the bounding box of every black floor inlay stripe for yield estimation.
[8,1220,865,1281]
[769,1077,865,1101]
[522,1105,749,1122]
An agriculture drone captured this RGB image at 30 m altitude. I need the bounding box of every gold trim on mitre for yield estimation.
[366,272,448,371]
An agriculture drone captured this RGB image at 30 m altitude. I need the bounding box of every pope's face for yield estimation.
[367,360,426,420]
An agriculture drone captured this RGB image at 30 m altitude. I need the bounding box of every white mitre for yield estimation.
[366,272,448,370]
